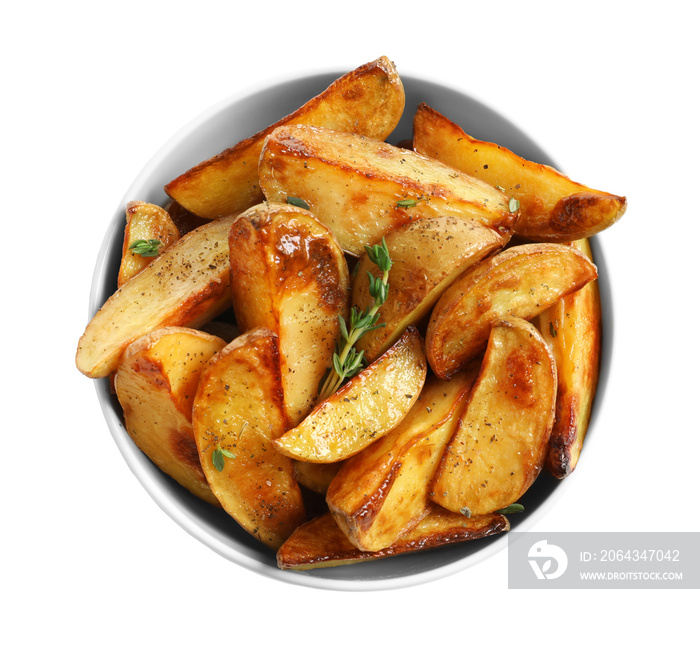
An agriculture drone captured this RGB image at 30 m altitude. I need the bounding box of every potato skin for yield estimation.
[413,103,626,242]
[164,56,405,219]
[259,124,516,256]
[114,327,226,506]
[430,317,557,515]
[192,328,306,549]
[229,202,350,426]
[76,213,238,379]
[537,239,601,478]
[277,508,510,570]
[426,242,597,379]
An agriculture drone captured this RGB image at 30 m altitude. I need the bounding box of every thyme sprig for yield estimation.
[128,238,162,257]
[318,238,392,400]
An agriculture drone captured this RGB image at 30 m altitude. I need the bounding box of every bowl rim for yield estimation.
[88,65,613,591]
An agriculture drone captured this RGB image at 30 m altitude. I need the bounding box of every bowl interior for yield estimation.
[91,71,612,591]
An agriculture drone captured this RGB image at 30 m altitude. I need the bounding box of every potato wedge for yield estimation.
[277,507,509,570]
[273,326,427,463]
[426,242,597,379]
[164,56,405,219]
[413,103,627,242]
[537,239,601,478]
[229,202,349,426]
[76,213,238,379]
[192,328,305,549]
[118,201,180,287]
[327,367,479,551]
[352,216,504,362]
[430,317,557,515]
[114,327,226,506]
[259,124,517,256]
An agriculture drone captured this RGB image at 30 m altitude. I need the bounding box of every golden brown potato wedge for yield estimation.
[164,56,405,219]
[259,124,517,256]
[352,216,504,362]
[118,201,180,287]
[413,103,627,242]
[192,328,306,549]
[430,317,557,515]
[273,326,427,463]
[277,507,509,570]
[76,213,238,379]
[229,202,349,426]
[327,368,479,551]
[293,461,343,496]
[114,327,226,506]
[536,239,601,478]
[426,242,597,379]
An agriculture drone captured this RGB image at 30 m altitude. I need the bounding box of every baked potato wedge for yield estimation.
[229,202,349,426]
[352,215,503,362]
[426,242,597,379]
[118,201,180,287]
[277,507,509,570]
[114,327,226,506]
[76,213,238,379]
[192,328,305,549]
[327,368,479,551]
[430,317,557,515]
[164,56,405,219]
[537,238,601,478]
[413,103,627,242]
[273,326,427,463]
[258,124,517,256]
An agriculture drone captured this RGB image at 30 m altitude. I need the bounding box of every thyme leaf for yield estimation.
[212,444,236,472]
[128,239,162,257]
[286,196,310,210]
[496,503,525,514]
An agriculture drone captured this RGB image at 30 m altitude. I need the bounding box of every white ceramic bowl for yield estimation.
[89,69,612,591]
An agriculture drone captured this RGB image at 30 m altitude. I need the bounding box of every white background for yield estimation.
[3,1,697,645]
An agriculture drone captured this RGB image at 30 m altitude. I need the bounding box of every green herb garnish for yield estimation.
[128,239,162,257]
[460,507,472,518]
[496,503,525,514]
[508,197,520,213]
[286,196,310,210]
[396,198,420,208]
[212,444,236,472]
[318,237,392,400]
